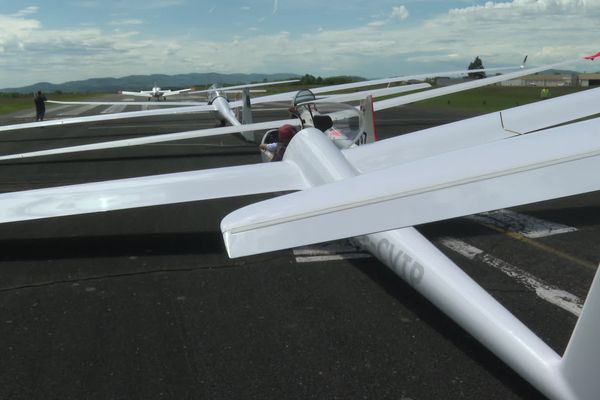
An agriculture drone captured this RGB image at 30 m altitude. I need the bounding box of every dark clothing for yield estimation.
[34,94,47,121]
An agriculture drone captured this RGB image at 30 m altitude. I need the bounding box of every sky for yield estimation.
[1,0,600,88]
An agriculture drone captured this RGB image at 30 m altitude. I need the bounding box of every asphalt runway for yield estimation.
[0,98,597,400]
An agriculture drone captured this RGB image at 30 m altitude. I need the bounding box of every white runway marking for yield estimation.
[293,241,371,263]
[466,209,577,238]
[58,104,100,116]
[13,105,71,119]
[100,104,128,114]
[440,237,583,316]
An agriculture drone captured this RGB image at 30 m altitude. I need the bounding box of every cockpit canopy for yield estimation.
[291,92,364,149]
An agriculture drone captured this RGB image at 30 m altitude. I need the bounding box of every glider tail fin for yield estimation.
[240,87,256,142]
[560,265,600,400]
[358,95,377,144]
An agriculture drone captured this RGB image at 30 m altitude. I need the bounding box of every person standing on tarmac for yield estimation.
[34,90,47,121]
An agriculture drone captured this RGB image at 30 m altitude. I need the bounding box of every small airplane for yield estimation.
[0,52,598,400]
[118,83,193,101]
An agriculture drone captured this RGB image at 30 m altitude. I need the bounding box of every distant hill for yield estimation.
[0,72,302,94]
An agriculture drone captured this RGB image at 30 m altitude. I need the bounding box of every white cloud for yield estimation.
[2,0,600,88]
[109,19,144,26]
[10,6,39,18]
[368,20,387,27]
[113,0,185,9]
[391,5,409,20]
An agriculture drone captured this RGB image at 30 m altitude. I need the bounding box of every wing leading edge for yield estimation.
[0,161,308,224]
[221,117,600,257]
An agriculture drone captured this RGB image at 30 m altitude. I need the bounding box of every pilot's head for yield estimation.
[278,124,297,145]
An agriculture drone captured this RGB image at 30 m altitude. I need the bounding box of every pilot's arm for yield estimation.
[259,143,278,152]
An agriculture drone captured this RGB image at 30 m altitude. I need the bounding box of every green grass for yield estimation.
[0,92,106,115]
[411,85,587,113]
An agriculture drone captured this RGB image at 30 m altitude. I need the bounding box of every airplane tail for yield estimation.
[560,264,600,400]
[240,87,256,142]
[358,95,377,145]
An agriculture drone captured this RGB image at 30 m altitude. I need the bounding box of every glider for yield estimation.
[0,60,528,139]
[1,53,599,400]
[0,56,576,161]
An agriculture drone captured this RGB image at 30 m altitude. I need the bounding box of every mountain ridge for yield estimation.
[1,72,302,93]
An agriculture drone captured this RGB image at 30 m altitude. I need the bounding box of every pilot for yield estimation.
[259,124,297,161]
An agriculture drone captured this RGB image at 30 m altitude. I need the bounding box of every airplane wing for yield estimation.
[0,161,308,224]
[0,113,597,258]
[344,86,600,173]
[1,79,595,162]
[0,58,574,134]
[312,83,431,103]
[0,118,301,161]
[189,79,300,94]
[162,88,193,97]
[119,90,152,97]
[226,82,431,109]
[220,117,600,257]
[0,84,430,161]
[0,103,217,133]
[227,62,530,106]
[47,100,208,106]
[373,57,584,111]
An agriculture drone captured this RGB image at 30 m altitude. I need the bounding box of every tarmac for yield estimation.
[0,97,597,399]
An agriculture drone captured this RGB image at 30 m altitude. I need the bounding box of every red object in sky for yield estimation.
[583,52,600,60]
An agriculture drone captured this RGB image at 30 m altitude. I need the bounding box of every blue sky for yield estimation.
[1,0,599,88]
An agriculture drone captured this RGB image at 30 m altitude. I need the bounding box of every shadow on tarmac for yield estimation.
[0,231,225,261]
[347,258,548,400]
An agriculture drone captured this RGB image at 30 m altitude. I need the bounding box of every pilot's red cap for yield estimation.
[278,124,297,145]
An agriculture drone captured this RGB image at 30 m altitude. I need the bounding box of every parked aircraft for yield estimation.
[119,84,192,101]
[0,52,599,399]
[0,56,581,161]
[0,63,599,400]
[0,60,527,139]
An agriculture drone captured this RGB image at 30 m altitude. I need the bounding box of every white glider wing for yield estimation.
[119,90,153,97]
[189,79,300,94]
[345,86,600,173]
[0,103,217,133]
[0,161,308,224]
[0,60,557,133]
[47,100,208,106]
[221,118,600,257]
[0,84,432,161]
[162,88,192,97]
[0,118,300,161]
[373,58,582,111]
